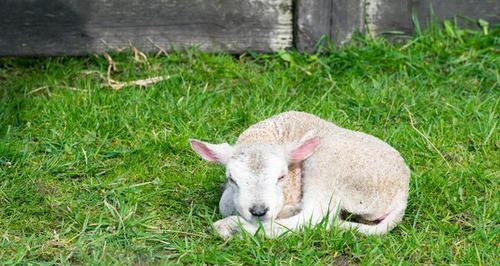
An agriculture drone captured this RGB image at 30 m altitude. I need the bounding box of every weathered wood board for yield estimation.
[297,0,499,52]
[365,0,413,35]
[365,0,499,36]
[0,0,498,55]
[295,0,332,52]
[412,0,500,28]
[296,0,364,52]
[0,0,293,56]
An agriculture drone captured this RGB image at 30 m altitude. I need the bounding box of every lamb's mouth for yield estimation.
[250,216,271,224]
[238,212,272,224]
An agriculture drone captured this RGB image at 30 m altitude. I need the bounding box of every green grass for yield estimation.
[0,23,498,265]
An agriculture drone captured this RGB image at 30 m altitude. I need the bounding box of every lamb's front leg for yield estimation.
[214,198,339,239]
[261,211,319,238]
[212,216,258,239]
[262,199,340,238]
[213,210,330,239]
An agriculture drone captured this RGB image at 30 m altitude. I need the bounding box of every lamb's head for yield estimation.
[189,137,320,223]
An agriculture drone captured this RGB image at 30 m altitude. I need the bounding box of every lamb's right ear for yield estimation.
[286,136,320,163]
[189,139,234,164]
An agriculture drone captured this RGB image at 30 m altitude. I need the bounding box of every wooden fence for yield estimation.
[0,0,498,56]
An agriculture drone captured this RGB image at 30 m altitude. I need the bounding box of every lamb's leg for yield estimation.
[212,208,319,239]
[212,202,317,239]
[219,184,236,217]
[214,188,339,239]
[213,202,301,239]
[212,200,339,239]
[276,204,302,219]
[336,206,405,235]
[262,197,341,238]
[336,194,407,235]
[212,215,258,239]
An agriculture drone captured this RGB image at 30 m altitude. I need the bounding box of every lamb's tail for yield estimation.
[337,195,407,235]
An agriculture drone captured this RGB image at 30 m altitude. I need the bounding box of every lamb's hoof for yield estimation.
[212,217,239,239]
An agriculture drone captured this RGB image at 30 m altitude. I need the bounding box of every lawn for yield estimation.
[0,24,498,264]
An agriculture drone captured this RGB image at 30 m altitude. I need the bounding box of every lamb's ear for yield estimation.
[189,139,234,164]
[287,137,320,163]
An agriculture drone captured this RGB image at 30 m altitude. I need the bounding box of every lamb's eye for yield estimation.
[278,175,286,181]
[228,175,238,186]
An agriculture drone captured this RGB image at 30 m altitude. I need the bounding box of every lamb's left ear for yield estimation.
[189,139,234,164]
[287,136,321,163]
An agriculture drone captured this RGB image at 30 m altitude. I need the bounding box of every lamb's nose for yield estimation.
[249,205,269,217]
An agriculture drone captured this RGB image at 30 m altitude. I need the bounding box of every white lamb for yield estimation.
[190,111,410,238]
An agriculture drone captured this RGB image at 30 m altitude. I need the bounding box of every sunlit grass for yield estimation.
[0,23,498,264]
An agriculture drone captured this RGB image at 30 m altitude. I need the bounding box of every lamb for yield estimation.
[190,111,410,238]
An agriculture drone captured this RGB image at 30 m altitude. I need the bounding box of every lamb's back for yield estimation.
[236,111,330,145]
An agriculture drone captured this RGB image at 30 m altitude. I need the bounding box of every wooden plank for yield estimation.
[365,0,413,35]
[413,0,500,28]
[330,0,365,45]
[365,0,499,36]
[0,0,293,56]
[296,0,365,51]
[295,0,332,52]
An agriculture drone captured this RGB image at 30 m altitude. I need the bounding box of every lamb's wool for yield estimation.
[235,111,409,223]
[206,111,411,238]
